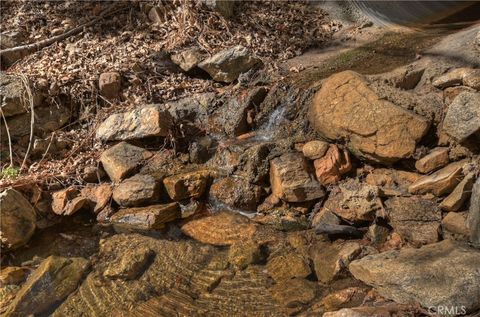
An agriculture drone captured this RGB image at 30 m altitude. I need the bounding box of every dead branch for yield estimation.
[0,106,13,167]
[19,74,35,173]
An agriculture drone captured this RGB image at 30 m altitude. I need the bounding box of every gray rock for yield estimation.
[171,47,205,72]
[0,189,36,250]
[96,106,173,141]
[0,31,27,67]
[198,45,262,83]
[112,174,160,207]
[442,92,480,142]
[468,177,480,247]
[349,240,480,313]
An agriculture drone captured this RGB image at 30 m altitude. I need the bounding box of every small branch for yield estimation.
[0,106,13,167]
[19,74,35,173]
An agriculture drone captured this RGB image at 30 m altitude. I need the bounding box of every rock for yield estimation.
[311,208,341,228]
[228,241,263,269]
[80,184,112,214]
[139,150,183,181]
[270,153,325,203]
[365,168,421,196]
[110,203,180,230]
[323,179,383,223]
[443,85,475,104]
[163,170,211,201]
[81,165,105,183]
[442,91,480,142]
[103,246,154,280]
[432,67,480,90]
[209,177,264,212]
[315,224,366,239]
[415,147,449,174]
[366,223,390,246]
[323,305,407,317]
[385,196,441,246]
[440,173,475,211]
[442,212,469,237]
[98,71,121,99]
[5,256,89,316]
[302,140,329,160]
[100,142,153,183]
[52,187,89,216]
[171,47,205,72]
[269,278,317,313]
[181,212,257,246]
[236,142,275,184]
[309,71,430,164]
[0,74,41,117]
[468,177,480,247]
[0,267,26,286]
[312,241,363,284]
[0,189,36,250]
[266,252,311,282]
[202,0,235,18]
[198,45,262,83]
[0,30,27,67]
[349,240,480,313]
[112,174,160,207]
[189,136,215,164]
[313,145,352,185]
[408,160,466,196]
[320,287,368,312]
[148,6,168,24]
[96,106,173,141]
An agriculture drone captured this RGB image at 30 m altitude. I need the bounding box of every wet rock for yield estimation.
[111,203,180,230]
[312,241,363,284]
[323,179,383,223]
[440,173,475,211]
[266,252,311,282]
[99,71,121,99]
[236,142,275,184]
[311,208,341,228]
[270,153,325,203]
[415,147,449,174]
[52,187,89,216]
[442,91,480,142]
[468,177,480,247]
[228,241,263,269]
[113,174,160,207]
[432,67,480,90]
[80,183,112,214]
[365,168,421,196]
[0,189,36,250]
[96,106,173,141]
[171,47,205,72]
[181,212,257,246]
[408,160,466,196]
[189,136,215,164]
[163,170,211,201]
[270,278,317,314]
[209,177,264,212]
[349,240,480,313]
[385,196,441,246]
[309,71,430,164]
[103,246,154,280]
[100,142,153,183]
[442,212,469,238]
[313,144,352,185]
[320,287,368,312]
[302,140,329,160]
[5,256,89,316]
[0,267,26,286]
[198,45,262,83]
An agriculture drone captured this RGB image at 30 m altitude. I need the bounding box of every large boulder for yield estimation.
[349,240,480,314]
[96,106,173,142]
[442,91,480,142]
[0,189,36,250]
[468,177,480,247]
[309,71,430,164]
[5,256,89,316]
[270,153,325,202]
[198,45,262,83]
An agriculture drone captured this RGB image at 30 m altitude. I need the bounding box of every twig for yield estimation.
[0,106,13,167]
[0,3,127,59]
[19,74,34,174]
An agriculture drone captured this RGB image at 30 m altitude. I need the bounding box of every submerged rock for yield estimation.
[349,240,480,313]
[270,153,325,203]
[103,246,154,280]
[198,45,262,83]
[228,241,263,269]
[5,256,89,316]
[269,278,317,314]
[266,251,311,282]
[0,189,36,250]
[309,71,430,164]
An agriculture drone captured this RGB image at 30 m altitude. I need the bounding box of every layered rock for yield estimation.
[408,160,466,196]
[349,240,480,314]
[270,153,325,202]
[96,106,173,141]
[313,144,352,185]
[110,203,180,230]
[0,189,36,250]
[309,71,430,164]
[414,147,449,174]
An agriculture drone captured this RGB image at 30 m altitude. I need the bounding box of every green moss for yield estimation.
[1,166,20,179]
